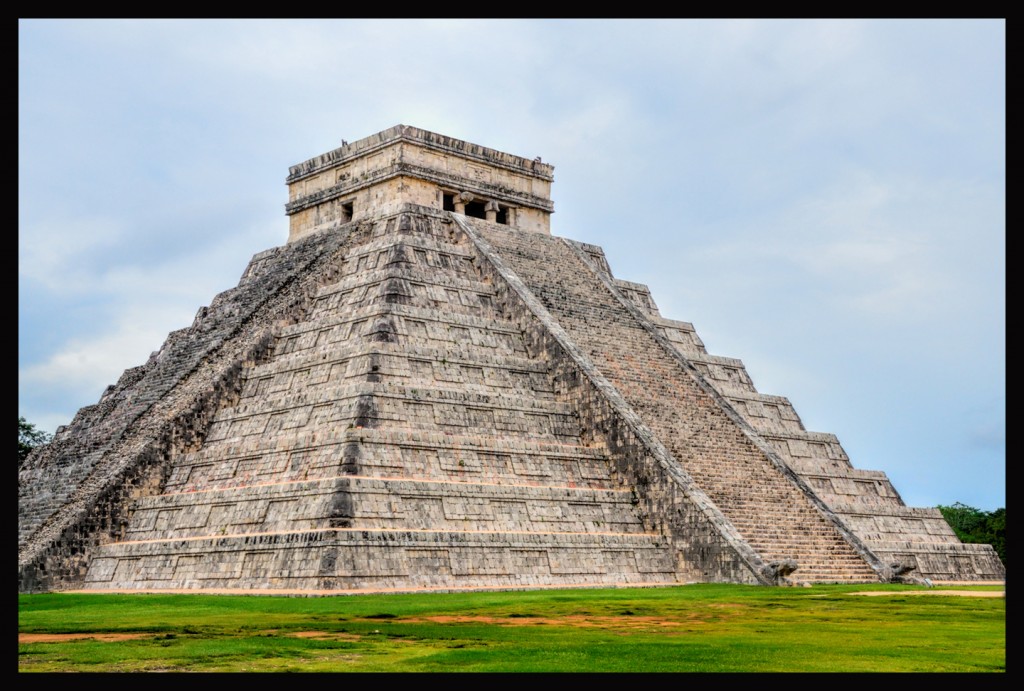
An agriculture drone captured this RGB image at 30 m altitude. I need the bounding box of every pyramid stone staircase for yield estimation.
[79,211,684,592]
[564,239,1005,582]
[19,125,1002,593]
[464,217,881,584]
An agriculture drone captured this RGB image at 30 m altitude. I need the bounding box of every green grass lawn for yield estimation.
[18,583,1005,672]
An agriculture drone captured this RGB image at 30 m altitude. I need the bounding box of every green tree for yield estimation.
[18,416,52,466]
[938,502,1006,567]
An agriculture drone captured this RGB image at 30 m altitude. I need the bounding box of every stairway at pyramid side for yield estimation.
[467,222,1003,584]
[467,219,881,585]
[584,247,1001,583]
[20,208,1002,591]
[23,211,714,592]
[19,126,1002,592]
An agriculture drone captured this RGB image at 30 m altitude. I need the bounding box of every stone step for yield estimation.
[474,220,879,582]
[276,302,527,346]
[125,475,646,541]
[84,528,681,592]
[210,380,570,426]
[316,263,497,303]
[246,341,548,383]
[338,233,477,274]
[165,427,618,493]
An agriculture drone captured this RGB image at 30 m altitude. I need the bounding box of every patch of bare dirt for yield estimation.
[287,631,362,640]
[20,632,155,644]
[21,630,369,645]
[850,590,1004,597]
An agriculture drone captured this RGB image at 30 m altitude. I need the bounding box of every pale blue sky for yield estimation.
[18,19,1005,511]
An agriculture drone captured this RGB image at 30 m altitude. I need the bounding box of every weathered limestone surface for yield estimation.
[68,210,689,592]
[286,125,554,241]
[19,227,352,591]
[466,218,882,584]
[562,239,1004,582]
[19,127,1002,593]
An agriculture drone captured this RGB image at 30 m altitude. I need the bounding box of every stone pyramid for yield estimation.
[19,125,1004,593]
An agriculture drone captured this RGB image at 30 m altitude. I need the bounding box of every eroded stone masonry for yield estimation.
[19,125,1005,593]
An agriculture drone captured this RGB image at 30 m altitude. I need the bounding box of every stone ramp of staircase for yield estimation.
[575,244,1004,584]
[472,220,880,584]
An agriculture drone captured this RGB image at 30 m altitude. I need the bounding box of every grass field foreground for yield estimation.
[18,583,1005,672]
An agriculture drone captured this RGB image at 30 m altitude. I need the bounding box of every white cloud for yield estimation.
[20,301,188,398]
[19,216,128,294]
[680,167,1002,326]
[18,18,1005,511]
[19,215,282,423]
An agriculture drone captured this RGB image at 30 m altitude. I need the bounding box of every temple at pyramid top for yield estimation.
[285,125,556,242]
[19,125,1003,594]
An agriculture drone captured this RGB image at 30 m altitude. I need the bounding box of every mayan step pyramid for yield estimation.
[19,125,1004,593]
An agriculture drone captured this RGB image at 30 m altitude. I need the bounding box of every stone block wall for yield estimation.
[286,125,554,241]
[464,216,884,584]
[557,237,1005,583]
[73,207,683,593]
[22,199,1001,593]
[19,223,356,591]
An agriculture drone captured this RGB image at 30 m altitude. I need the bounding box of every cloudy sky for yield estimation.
[19,19,1004,511]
